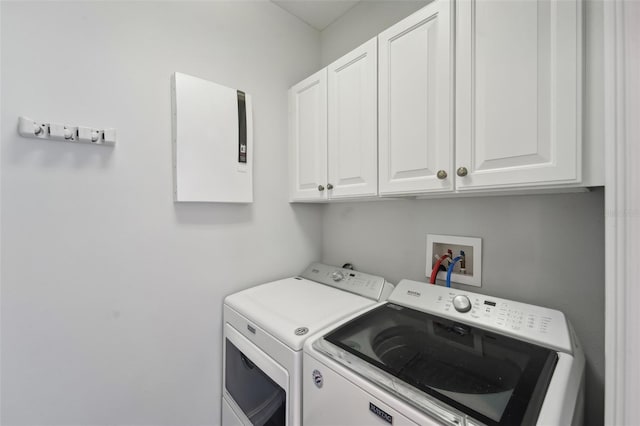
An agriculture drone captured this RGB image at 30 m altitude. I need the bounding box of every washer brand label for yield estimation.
[312,369,323,388]
[369,402,393,424]
[406,290,421,297]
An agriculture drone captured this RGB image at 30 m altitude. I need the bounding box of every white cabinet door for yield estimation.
[327,37,378,199]
[289,69,328,201]
[455,0,581,190]
[378,0,453,196]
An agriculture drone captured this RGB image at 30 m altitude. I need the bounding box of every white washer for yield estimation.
[303,280,585,426]
[222,263,394,426]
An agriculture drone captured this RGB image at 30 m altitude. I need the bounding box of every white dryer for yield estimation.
[222,263,393,426]
[303,280,585,426]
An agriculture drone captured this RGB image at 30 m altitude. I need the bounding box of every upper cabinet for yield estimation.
[328,38,378,199]
[289,38,378,202]
[455,0,581,190]
[378,0,453,196]
[289,69,328,202]
[289,0,593,202]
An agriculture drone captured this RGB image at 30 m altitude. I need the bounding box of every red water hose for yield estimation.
[429,254,450,284]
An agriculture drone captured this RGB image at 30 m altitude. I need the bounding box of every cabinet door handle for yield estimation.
[456,167,468,177]
[327,183,334,190]
[317,185,325,192]
[436,170,447,180]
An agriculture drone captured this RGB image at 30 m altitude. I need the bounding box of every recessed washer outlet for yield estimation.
[426,234,482,287]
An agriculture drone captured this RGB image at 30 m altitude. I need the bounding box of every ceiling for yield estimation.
[271,0,360,31]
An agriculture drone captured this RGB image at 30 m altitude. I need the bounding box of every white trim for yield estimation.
[604,0,640,424]
[603,2,621,423]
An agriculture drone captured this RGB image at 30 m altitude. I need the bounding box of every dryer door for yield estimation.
[223,323,288,426]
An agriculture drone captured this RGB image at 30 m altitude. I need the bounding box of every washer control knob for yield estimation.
[453,295,472,313]
[331,270,345,282]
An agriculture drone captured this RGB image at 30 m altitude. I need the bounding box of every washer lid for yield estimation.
[224,277,376,351]
[321,303,559,426]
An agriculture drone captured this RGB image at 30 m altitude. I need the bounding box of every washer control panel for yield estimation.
[388,279,572,354]
[331,270,345,282]
[300,263,388,301]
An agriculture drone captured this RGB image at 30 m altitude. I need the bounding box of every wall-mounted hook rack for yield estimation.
[17,116,116,146]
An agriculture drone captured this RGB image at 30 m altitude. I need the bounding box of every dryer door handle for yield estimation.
[240,352,255,370]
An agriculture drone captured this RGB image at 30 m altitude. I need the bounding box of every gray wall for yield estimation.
[322,191,604,424]
[320,2,605,424]
[321,0,430,65]
[0,2,321,425]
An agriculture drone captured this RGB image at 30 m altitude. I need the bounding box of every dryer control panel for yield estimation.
[300,263,392,302]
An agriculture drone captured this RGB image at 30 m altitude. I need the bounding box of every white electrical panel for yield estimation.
[171,72,253,203]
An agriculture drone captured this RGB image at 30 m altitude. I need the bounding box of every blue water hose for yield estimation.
[446,256,463,288]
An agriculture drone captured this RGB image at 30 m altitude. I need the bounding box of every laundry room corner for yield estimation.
[0,0,621,425]
[317,1,606,424]
[0,2,323,425]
